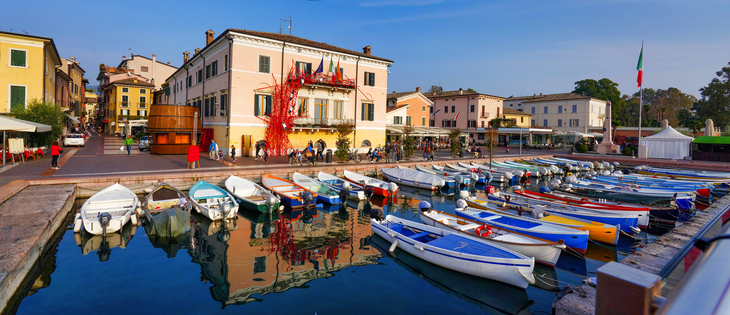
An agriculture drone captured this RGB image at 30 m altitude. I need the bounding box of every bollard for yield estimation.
[596,262,662,315]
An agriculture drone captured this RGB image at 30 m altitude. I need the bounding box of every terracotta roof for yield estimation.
[520,93,601,103]
[386,104,409,113]
[387,91,419,100]
[118,54,179,69]
[425,89,504,100]
[502,107,532,116]
[230,29,393,63]
[108,78,155,87]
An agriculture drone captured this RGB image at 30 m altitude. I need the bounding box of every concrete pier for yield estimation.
[553,195,730,315]
[0,184,76,313]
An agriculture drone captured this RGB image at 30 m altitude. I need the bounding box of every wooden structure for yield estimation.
[692,136,730,162]
[147,104,201,155]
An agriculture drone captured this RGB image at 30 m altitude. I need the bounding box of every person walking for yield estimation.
[254,141,261,161]
[124,135,134,155]
[316,139,325,160]
[263,144,270,164]
[392,141,400,162]
[209,140,219,160]
[230,145,237,163]
[50,141,63,169]
[306,142,316,166]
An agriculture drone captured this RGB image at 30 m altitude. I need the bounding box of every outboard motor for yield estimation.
[532,205,546,219]
[419,201,432,212]
[339,183,351,202]
[470,172,479,183]
[511,185,523,193]
[622,169,631,175]
[388,182,398,194]
[455,199,468,211]
[97,237,111,262]
[363,185,375,199]
[301,191,314,210]
[539,186,551,194]
[98,212,112,236]
[266,195,279,213]
[459,190,470,198]
[588,170,597,177]
[370,208,384,221]
[548,179,562,190]
[564,175,578,184]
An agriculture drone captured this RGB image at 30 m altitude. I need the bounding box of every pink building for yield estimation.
[166,29,393,155]
[426,88,504,142]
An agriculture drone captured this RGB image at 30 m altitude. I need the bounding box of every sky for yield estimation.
[2,0,728,98]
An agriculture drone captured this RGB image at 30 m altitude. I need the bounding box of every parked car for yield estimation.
[63,133,86,147]
[138,135,152,151]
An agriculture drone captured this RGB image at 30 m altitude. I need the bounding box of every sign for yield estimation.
[8,138,24,154]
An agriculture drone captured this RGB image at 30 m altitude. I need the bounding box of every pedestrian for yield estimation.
[263,145,270,164]
[316,139,325,160]
[296,149,303,166]
[230,145,237,163]
[506,144,510,154]
[371,149,381,162]
[306,143,316,166]
[254,141,261,161]
[289,149,297,166]
[51,141,62,169]
[124,135,134,155]
[218,149,224,162]
[209,140,219,160]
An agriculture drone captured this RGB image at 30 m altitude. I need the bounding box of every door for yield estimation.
[242,135,252,157]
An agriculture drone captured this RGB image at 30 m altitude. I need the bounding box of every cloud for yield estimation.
[358,0,445,7]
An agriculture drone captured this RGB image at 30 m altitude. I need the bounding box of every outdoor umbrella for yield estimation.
[0,116,52,165]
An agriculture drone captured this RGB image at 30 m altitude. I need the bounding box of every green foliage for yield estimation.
[402,125,415,159]
[573,78,629,125]
[490,118,515,128]
[694,62,730,129]
[134,132,149,141]
[626,88,697,128]
[427,85,443,94]
[576,144,588,153]
[622,147,633,156]
[449,128,462,157]
[334,121,354,162]
[10,99,65,147]
[466,88,477,93]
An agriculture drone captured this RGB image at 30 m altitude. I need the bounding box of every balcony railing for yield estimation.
[139,102,147,108]
[480,112,490,118]
[121,102,129,107]
[287,71,357,90]
[293,118,354,129]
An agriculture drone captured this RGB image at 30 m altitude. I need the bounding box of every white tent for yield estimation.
[642,126,694,159]
[1,116,52,165]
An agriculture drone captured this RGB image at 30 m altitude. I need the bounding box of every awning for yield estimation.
[497,127,554,134]
[386,125,452,136]
[0,116,52,132]
[693,136,730,145]
[588,132,604,137]
[66,114,80,124]
[573,132,594,138]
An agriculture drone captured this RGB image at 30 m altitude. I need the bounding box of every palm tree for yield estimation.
[658,107,667,123]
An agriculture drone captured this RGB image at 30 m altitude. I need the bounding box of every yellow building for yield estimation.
[502,107,532,128]
[0,31,61,113]
[60,57,87,116]
[104,78,154,134]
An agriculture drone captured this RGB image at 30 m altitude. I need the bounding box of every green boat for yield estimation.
[225,175,281,213]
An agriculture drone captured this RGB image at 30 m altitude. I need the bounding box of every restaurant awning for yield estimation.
[386,125,452,136]
[0,116,52,132]
[497,127,554,134]
[66,114,80,124]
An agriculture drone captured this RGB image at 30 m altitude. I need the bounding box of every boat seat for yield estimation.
[88,198,135,206]
[457,223,482,231]
[409,231,432,241]
[248,196,265,201]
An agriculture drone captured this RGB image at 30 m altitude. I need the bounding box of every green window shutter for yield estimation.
[361,103,366,121]
[10,86,25,111]
[406,116,411,125]
[254,95,260,116]
[11,50,26,67]
[265,95,272,116]
[204,98,209,117]
[368,103,374,121]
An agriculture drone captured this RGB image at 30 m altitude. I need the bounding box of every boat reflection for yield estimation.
[144,222,191,259]
[371,234,534,315]
[73,222,137,262]
[188,213,238,306]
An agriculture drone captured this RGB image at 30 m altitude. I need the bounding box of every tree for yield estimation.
[10,99,65,147]
[427,85,443,94]
[402,124,415,159]
[466,88,477,93]
[333,121,354,162]
[572,78,629,125]
[448,128,462,157]
[658,107,667,122]
[694,62,730,129]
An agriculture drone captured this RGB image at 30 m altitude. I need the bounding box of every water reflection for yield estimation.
[144,220,190,259]
[73,222,137,262]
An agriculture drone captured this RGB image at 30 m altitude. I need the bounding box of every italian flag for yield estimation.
[454,111,460,121]
[636,44,643,87]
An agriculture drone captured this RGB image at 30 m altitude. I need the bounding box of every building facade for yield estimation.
[84,90,98,119]
[118,54,177,90]
[165,29,392,154]
[103,77,154,134]
[60,57,87,117]
[511,93,607,132]
[386,87,433,127]
[426,88,504,143]
[501,107,532,128]
[0,31,61,113]
[55,68,71,110]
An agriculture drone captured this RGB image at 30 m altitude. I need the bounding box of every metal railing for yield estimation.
[293,118,354,128]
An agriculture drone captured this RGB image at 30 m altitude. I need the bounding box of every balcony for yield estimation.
[480,112,490,119]
[121,102,129,107]
[292,118,354,133]
[139,102,147,108]
[287,72,356,90]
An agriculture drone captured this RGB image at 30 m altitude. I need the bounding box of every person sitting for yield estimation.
[296,150,303,166]
[371,149,381,162]
[289,150,297,166]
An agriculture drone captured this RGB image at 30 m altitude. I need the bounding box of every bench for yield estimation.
[409,231,432,241]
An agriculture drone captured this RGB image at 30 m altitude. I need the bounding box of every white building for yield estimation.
[503,93,607,133]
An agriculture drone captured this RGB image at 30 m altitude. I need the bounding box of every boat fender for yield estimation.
[136,207,144,216]
[389,239,399,253]
[475,225,492,237]
[630,226,641,233]
[73,232,82,246]
[455,199,467,210]
[419,201,432,212]
[73,213,82,233]
[130,224,137,236]
[130,213,138,226]
[414,245,425,252]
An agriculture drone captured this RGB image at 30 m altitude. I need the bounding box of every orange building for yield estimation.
[386,87,433,127]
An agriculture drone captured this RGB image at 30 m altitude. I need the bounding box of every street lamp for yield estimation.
[519,127,522,156]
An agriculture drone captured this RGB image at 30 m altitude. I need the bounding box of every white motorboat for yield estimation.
[76,183,139,236]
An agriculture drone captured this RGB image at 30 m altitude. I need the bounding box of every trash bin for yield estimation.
[459,149,464,158]
[326,149,332,163]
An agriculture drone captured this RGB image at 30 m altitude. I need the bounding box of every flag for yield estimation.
[335,59,341,82]
[454,111,460,121]
[636,44,643,87]
[432,109,441,117]
[328,58,334,75]
[314,57,323,75]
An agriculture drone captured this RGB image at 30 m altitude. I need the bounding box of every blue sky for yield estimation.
[2,0,728,98]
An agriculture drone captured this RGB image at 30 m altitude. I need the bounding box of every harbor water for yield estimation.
[6,176,670,315]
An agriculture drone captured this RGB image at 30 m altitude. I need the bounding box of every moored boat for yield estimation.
[344,170,398,197]
[225,175,281,213]
[141,183,191,237]
[381,167,446,190]
[292,172,343,204]
[189,180,239,221]
[76,183,139,236]
[317,171,367,200]
[262,173,318,209]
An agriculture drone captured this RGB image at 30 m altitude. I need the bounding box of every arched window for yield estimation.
[360,140,371,147]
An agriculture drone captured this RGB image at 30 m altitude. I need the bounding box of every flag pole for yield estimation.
[637,41,644,157]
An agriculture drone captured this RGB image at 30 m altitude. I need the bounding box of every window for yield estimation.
[558,105,562,113]
[224,54,229,71]
[572,105,577,113]
[468,120,476,128]
[430,119,434,127]
[569,119,579,127]
[296,61,312,75]
[531,119,535,127]
[10,49,27,67]
[211,60,218,77]
[422,116,426,126]
[122,87,129,93]
[137,110,147,116]
[422,106,426,112]
[394,116,402,125]
[544,106,548,114]
[298,98,308,117]
[206,64,211,79]
[543,119,548,127]
[406,116,411,125]
[141,66,148,72]
[451,106,455,113]
[558,119,563,127]
[210,95,217,116]
[139,96,147,107]
[470,105,475,112]
[361,103,374,121]
[121,95,129,107]
[333,100,343,119]
[444,106,448,113]
[478,133,485,140]
[314,99,328,124]
[204,97,210,117]
[364,72,375,86]
[220,93,227,116]
[520,117,524,123]
[121,109,130,116]
[254,94,272,116]
[197,69,203,83]
[9,85,26,111]
[259,56,271,73]
[531,107,535,114]
[429,107,433,113]
[140,88,146,94]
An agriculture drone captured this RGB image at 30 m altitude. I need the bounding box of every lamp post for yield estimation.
[519,127,522,156]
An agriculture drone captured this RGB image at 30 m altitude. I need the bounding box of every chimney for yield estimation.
[183,51,190,63]
[540,93,542,96]
[459,88,463,95]
[70,56,76,63]
[392,91,396,94]
[533,93,536,97]
[152,54,157,86]
[416,87,421,93]
[205,29,215,45]
[362,45,371,55]
[167,62,170,65]
[122,55,126,60]
[194,48,201,55]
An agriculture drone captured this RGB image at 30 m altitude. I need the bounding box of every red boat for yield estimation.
[343,170,398,198]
